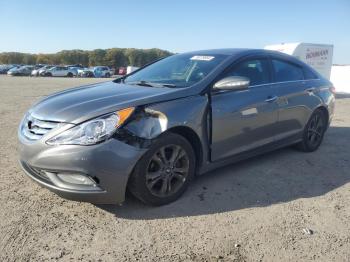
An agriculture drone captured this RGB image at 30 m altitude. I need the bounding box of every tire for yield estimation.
[296,109,327,152]
[105,73,110,78]
[46,72,52,77]
[67,72,73,77]
[128,132,196,206]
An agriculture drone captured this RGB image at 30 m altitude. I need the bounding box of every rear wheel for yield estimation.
[296,109,327,152]
[105,72,110,78]
[128,133,195,206]
[67,72,73,77]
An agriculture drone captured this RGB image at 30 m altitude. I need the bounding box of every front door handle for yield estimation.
[265,95,278,103]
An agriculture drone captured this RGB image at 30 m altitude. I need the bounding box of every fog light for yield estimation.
[57,173,96,185]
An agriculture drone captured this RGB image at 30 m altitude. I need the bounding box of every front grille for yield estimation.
[22,114,60,141]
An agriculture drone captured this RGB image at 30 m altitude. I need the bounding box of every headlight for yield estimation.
[46,107,134,146]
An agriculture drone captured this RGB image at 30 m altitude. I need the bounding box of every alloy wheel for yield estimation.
[307,112,325,147]
[145,145,189,197]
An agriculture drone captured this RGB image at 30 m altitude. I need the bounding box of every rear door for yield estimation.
[211,57,279,161]
[271,58,318,141]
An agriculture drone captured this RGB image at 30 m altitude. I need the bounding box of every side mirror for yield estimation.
[213,76,250,91]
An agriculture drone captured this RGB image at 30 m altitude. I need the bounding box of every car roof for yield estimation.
[182,48,296,58]
[182,48,250,56]
[181,48,305,65]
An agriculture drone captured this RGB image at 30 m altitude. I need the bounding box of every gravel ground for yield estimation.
[0,76,349,262]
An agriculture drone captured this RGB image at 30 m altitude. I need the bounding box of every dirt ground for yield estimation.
[0,75,349,262]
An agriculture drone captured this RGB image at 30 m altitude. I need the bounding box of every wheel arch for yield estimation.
[166,126,203,169]
[315,105,330,127]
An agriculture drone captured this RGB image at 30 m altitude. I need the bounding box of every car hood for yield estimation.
[30,81,191,124]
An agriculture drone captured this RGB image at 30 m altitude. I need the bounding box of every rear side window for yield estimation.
[224,59,270,86]
[304,67,319,80]
[272,59,304,82]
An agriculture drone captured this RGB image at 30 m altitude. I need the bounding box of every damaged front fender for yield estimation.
[114,95,209,159]
[125,108,169,139]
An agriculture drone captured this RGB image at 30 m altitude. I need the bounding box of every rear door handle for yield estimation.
[306,87,316,93]
[265,95,278,103]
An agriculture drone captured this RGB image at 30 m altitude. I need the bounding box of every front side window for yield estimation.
[223,59,270,86]
[124,54,228,88]
[272,59,304,82]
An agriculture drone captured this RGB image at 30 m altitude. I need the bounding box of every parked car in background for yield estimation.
[18,49,335,205]
[30,65,45,76]
[1,64,21,74]
[38,65,55,76]
[118,67,127,75]
[77,67,95,77]
[77,66,113,78]
[7,65,34,76]
[67,66,83,76]
[0,64,19,74]
[44,66,76,77]
[93,66,113,77]
[0,65,8,74]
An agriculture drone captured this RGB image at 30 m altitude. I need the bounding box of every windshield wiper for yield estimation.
[131,80,155,87]
[127,80,177,88]
[160,83,177,88]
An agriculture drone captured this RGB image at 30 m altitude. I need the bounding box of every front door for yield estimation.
[211,58,278,161]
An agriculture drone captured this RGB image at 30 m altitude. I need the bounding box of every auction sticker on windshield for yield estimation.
[190,55,215,61]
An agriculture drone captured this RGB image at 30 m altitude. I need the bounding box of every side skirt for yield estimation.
[197,133,302,175]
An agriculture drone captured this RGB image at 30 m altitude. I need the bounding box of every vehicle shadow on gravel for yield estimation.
[98,126,350,220]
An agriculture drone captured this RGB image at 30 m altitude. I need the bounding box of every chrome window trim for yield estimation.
[250,78,321,88]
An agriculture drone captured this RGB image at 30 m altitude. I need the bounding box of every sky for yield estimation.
[0,0,349,63]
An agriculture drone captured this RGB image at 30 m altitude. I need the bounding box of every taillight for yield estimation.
[329,86,336,94]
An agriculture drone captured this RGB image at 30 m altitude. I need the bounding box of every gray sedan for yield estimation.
[18,49,335,205]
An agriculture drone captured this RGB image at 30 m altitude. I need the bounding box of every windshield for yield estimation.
[124,53,228,88]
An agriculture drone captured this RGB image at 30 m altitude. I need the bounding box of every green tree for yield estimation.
[105,48,128,68]
[88,49,107,66]
[0,48,172,67]
[36,54,51,64]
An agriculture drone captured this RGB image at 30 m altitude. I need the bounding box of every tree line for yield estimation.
[0,48,173,68]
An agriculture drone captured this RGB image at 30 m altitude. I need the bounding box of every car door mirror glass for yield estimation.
[213,76,250,91]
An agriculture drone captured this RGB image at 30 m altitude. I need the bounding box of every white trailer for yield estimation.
[127,66,140,74]
[330,65,350,94]
[264,43,333,79]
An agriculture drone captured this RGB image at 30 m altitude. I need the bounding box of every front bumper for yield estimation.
[18,128,146,204]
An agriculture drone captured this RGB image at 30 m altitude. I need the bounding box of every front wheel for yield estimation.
[128,133,196,206]
[296,109,327,152]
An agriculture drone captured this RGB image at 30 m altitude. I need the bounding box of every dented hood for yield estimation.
[30,81,190,124]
